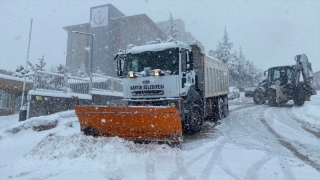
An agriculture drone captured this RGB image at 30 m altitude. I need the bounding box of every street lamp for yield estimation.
[70,31,94,75]
[71,31,94,95]
[64,50,76,64]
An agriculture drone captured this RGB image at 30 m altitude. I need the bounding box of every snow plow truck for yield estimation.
[75,41,229,146]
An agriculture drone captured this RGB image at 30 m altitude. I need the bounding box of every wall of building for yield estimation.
[63,4,167,78]
[0,77,33,116]
[156,19,195,42]
[65,23,90,73]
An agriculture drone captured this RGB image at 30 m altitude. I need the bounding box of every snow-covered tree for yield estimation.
[55,64,65,74]
[28,54,47,72]
[208,27,233,63]
[12,65,29,77]
[166,12,178,42]
[146,38,163,45]
[95,66,105,75]
[76,64,89,78]
[228,47,262,87]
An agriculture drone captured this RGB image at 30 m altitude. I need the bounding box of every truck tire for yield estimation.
[253,89,265,105]
[222,97,229,118]
[83,126,99,136]
[185,105,203,135]
[267,89,278,107]
[213,97,223,120]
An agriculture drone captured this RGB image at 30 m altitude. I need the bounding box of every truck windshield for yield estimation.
[124,48,178,75]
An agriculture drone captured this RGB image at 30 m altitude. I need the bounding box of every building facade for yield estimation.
[156,18,195,43]
[63,4,167,77]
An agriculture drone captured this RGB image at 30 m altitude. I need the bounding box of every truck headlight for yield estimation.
[128,71,136,78]
[154,69,163,76]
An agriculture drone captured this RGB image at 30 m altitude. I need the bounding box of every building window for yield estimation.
[0,91,11,109]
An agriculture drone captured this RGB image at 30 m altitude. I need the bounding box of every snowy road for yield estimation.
[0,92,319,180]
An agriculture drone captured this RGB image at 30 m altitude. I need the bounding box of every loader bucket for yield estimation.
[75,106,183,143]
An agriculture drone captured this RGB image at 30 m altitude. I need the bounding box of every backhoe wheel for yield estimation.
[293,88,305,106]
[186,105,203,135]
[267,90,278,107]
[253,89,265,105]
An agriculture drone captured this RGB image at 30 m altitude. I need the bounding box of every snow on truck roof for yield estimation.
[127,41,191,54]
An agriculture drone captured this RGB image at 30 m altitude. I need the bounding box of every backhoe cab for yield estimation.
[253,54,317,106]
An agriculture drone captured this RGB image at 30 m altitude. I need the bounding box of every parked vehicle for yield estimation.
[244,86,256,97]
[75,41,229,146]
[253,54,317,106]
[228,87,240,100]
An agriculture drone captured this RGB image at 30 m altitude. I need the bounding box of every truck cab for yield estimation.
[117,42,197,107]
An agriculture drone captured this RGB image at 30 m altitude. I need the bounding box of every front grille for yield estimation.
[132,90,164,96]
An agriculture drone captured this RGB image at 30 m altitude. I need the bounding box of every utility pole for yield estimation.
[20,19,33,118]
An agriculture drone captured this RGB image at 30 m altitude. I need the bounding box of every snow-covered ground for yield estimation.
[0,92,319,180]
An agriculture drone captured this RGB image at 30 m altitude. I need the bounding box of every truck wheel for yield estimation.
[83,126,99,136]
[186,105,203,135]
[267,90,278,107]
[222,97,228,118]
[253,89,265,104]
[213,97,223,120]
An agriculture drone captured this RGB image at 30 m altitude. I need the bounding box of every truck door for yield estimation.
[179,48,195,94]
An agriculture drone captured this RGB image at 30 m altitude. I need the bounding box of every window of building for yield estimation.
[0,91,11,109]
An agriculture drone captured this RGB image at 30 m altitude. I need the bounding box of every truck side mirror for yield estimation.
[117,70,123,77]
[116,58,123,77]
[187,51,194,71]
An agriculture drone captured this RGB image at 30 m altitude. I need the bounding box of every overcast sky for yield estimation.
[0,0,319,73]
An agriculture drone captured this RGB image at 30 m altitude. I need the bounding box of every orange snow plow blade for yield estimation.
[75,106,183,143]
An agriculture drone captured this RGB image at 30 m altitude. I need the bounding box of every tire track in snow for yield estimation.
[245,154,273,180]
[286,109,320,139]
[167,151,195,180]
[200,138,241,180]
[229,106,296,179]
[260,112,320,172]
[229,104,258,114]
[145,154,156,180]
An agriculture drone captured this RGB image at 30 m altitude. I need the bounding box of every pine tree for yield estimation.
[95,66,105,75]
[208,27,233,63]
[55,64,65,74]
[13,65,29,77]
[166,12,178,42]
[76,64,89,78]
[36,55,46,71]
[28,54,47,72]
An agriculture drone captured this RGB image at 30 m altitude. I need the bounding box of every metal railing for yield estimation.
[91,73,123,92]
[33,70,123,95]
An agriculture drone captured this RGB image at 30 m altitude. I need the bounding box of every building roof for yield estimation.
[63,23,90,32]
[112,14,166,36]
[0,74,32,83]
